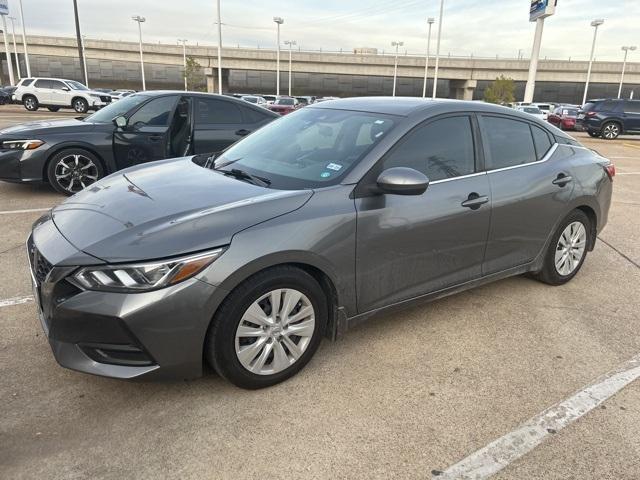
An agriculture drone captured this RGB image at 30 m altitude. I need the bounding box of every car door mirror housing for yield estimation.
[61,87,70,91]
[376,167,430,196]
[113,116,128,129]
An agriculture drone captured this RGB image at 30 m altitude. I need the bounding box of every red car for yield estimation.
[267,97,300,115]
[548,106,579,130]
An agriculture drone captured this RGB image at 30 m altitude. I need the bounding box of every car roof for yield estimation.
[309,96,526,117]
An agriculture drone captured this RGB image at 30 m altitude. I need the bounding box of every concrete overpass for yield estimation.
[2,35,639,102]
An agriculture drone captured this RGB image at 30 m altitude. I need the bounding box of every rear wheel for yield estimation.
[205,266,327,389]
[46,148,104,195]
[72,97,89,113]
[23,95,38,111]
[533,210,590,286]
[601,122,621,140]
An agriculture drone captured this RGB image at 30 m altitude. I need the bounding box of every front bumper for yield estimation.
[0,146,49,182]
[28,218,227,380]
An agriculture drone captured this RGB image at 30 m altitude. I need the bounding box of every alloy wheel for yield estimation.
[74,99,88,113]
[53,154,100,193]
[25,97,36,110]
[554,221,587,276]
[235,288,315,376]
[602,123,620,139]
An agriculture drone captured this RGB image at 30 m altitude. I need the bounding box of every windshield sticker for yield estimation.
[374,120,386,124]
[326,163,342,171]
[320,172,331,178]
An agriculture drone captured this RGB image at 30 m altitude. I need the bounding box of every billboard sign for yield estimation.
[0,0,9,16]
[530,0,557,22]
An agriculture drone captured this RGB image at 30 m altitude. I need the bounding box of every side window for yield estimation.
[128,96,178,127]
[624,101,640,114]
[49,80,66,90]
[483,116,537,169]
[241,106,271,124]
[531,125,553,160]
[383,116,476,181]
[195,98,243,124]
[596,101,621,112]
[21,78,34,87]
[34,79,52,89]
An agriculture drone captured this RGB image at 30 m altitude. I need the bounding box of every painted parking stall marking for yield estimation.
[0,295,34,308]
[0,207,51,215]
[434,354,640,479]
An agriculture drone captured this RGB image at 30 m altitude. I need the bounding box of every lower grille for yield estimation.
[100,95,112,103]
[29,242,53,286]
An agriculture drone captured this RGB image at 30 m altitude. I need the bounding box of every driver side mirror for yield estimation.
[376,167,429,196]
[113,116,128,129]
[61,87,70,91]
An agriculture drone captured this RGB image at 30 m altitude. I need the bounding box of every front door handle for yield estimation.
[149,135,163,142]
[235,129,251,136]
[461,192,489,210]
[552,173,573,187]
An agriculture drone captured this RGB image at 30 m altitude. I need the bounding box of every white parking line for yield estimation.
[0,295,34,308]
[617,172,640,175]
[434,354,640,479]
[0,207,51,215]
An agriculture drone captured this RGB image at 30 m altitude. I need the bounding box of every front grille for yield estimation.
[100,95,111,103]
[30,245,53,286]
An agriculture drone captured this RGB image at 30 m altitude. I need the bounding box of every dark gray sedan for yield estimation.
[28,98,613,389]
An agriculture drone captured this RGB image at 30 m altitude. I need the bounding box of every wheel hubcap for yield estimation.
[54,154,99,193]
[555,221,587,276]
[235,288,315,376]
[604,125,619,138]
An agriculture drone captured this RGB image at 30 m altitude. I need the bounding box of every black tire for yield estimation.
[205,266,328,389]
[587,131,600,138]
[46,148,104,196]
[23,95,38,111]
[601,121,621,140]
[72,97,89,113]
[47,106,60,112]
[533,210,591,286]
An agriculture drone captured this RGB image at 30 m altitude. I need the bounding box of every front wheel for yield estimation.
[601,122,621,140]
[533,210,591,286]
[46,148,104,195]
[206,266,327,389]
[72,98,89,113]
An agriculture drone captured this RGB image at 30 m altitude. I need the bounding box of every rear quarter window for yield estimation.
[20,78,34,87]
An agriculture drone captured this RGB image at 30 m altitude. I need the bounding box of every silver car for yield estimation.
[28,98,613,389]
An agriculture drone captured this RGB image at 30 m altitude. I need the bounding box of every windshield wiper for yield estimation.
[218,168,271,187]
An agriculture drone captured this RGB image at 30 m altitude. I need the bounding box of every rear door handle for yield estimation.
[461,193,489,210]
[552,173,573,186]
[235,129,251,136]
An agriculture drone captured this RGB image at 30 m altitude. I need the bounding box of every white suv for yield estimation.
[12,77,112,113]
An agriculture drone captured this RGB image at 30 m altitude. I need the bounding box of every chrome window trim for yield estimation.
[430,171,487,185]
[486,142,559,175]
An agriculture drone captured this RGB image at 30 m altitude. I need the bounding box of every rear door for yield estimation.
[355,114,491,312]
[32,79,52,103]
[113,95,179,170]
[622,100,640,132]
[192,97,252,154]
[479,115,574,273]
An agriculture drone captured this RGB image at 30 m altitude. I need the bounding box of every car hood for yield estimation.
[51,157,313,263]
[0,118,96,136]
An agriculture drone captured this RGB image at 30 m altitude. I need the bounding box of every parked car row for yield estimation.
[575,98,640,140]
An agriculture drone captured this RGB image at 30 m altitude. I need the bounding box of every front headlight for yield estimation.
[70,248,225,293]
[1,139,44,150]
[89,93,102,98]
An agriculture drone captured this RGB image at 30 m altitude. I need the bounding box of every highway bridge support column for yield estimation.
[450,79,477,100]
[205,67,229,94]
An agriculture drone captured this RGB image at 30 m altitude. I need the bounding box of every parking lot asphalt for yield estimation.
[1,105,639,479]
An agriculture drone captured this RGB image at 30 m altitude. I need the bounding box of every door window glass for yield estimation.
[34,79,52,89]
[382,116,475,181]
[195,98,243,124]
[483,116,537,169]
[128,96,178,127]
[624,101,640,114]
[49,80,67,90]
[531,125,553,160]
[242,106,272,124]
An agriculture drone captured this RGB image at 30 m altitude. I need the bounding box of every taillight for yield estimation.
[604,164,616,180]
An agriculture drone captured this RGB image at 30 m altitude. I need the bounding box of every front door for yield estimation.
[355,115,491,313]
[48,80,70,106]
[113,95,179,170]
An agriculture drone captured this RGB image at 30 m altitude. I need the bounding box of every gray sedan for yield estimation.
[28,97,613,389]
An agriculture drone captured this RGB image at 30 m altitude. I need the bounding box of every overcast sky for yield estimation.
[8,0,640,61]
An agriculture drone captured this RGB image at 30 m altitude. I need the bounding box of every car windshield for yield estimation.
[208,108,396,190]
[562,109,578,117]
[523,107,542,114]
[66,80,89,91]
[276,98,295,106]
[243,96,258,103]
[84,94,150,123]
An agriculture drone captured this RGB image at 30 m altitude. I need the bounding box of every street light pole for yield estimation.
[432,0,445,99]
[422,17,434,98]
[273,17,284,96]
[178,39,188,91]
[582,19,604,106]
[132,15,146,90]
[391,41,403,96]
[284,40,296,96]
[17,0,30,77]
[0,13,15,85]
[81,35,88,87]
[618,46,636,99]
[72,0,87,85]
[8,16,20,79]
[215,0,222,94]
